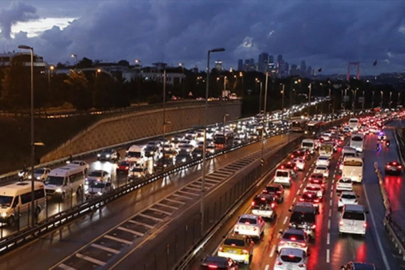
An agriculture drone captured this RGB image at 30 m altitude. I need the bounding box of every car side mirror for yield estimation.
[279,230,283,234]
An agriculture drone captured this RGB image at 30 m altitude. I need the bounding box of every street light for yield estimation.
[280,83,285,119]
[308,83,312,115]
[256,78,263,113]
[389,91,393,109]
[48,65,54,85]
[19,44,35,227]
[135,59,142,106]
[179,63,185,99]
[260,71,269,165]
[380,91,383,108]
[71,54,78,70]
[201,47,225,235]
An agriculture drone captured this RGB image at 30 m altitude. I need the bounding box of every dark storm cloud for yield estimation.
[1,0,405,74]
[0,1,38,39]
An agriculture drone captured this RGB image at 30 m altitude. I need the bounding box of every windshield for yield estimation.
[281,255,302,263]
[342,194,357,199]
[302,142,313,147]
[319,157,328,161]
[34,168,45,174]
[276,171,289,177]
[342,211,365,220]
[131,168,144,172]
[127,151,141,158]
[223,238,245,247]
[351,136,363,142]
[89,171,103,177]
[45,176,64,186]
[290,212,315,223]
[283,233,305,241]
[0,196,14,207]
[316,166,327,170]
[89,182,107,188]
[214,135,226,144]
[239,217,257,224]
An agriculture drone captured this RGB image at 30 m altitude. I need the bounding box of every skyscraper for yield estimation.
[300,60,306,76]
[269,55,274,64]
[277,54,283,64]
[237,59,243,71]
[258,52,269,73]
[307,66,312,77]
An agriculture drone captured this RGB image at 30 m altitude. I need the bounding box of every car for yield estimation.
[274,169,294,187]
[200,256,239,270]
[277,228,309,252]
[85,170,110,189]
[385,161,403,175]
[262,184,284,203]
[217,234,253,265]
[303,183,324,199]
[250,194,277,220]
[179,144,195,153]
[339,204,368,235]
[116,160,131,173]
[163,149,178,159]
[28,167,51,181]
[282,161,298,171]
[314,165,329,178]
[175,152,193,164]
[144,144,160,159]
[97,149,119,162]
[154,157,175,170]
[292,158,305,171]
[234,214,265,239]
[290,149,310,160]
[274,248,309,270]
[128,166,148,179]
[192,148,204,159]
[69,160,89,174]
[341,261,376,270]
[336,177,353,192]
[85,181,114,200]
[207,145,217,154]
[316,156,330,167]
[298,192,320,213]
[338,191,358,209]
[288,203,317,238]
[309,173,326,188]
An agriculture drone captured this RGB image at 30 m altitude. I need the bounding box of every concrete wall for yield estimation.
[41,101,242,162]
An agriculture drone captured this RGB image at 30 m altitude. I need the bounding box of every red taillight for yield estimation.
[312,224,316,229]
[298,263,306,268]
[279,240,285,244]
[245,221,250,225]
[208,265,218,269]
[363,222,367,228]
[277,191,282,194]
[393,162,397,165]
[299,198,304,202]
[386,165,390,168]
[271,203,276,208]
[251,201,255,207]
[314,199,320,203]
[218,246,223,251]
[261,197,266,201]
[321,183,325,188]
[276,261,282,265]
[290,237,296,241]
[399,165,403,169]
[300,242,307,247]
[281,165,285,169]
[291,155,295,158]
[339,221,344,226]
[242,249,249,254]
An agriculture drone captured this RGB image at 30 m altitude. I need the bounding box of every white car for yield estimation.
[234,214,265,239]
[69,160,89,174]
[28,167,51,181]
[336,177,353,192]
[292,158,305,171]
[274,248,308,270]
[277,229,309,253]
[314,165,329,178]
[338,191,358,208]
[303,183,324,199]
[316,156,330,167]
[274,169,293,187]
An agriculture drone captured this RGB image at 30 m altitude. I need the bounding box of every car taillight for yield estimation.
[399,165,403,169]
[251,201,255,207]
[290,237,296,241]
[291,155,295,158]
[300,243,307,247]
[298,264,306,268]
[242,249,249,254]
[276,261,283,265]
[363,222,367,228]
[311,224,316,229]
[279,240,285,245]
[277,191,282,193]
[321,183,325,188]
[208,265,218,269]
[386,165,390,168]
[299,198,304,202]
[314,199,320,203]
[339,221,344,226]
[218,246,223,251]
[271,203,276,208]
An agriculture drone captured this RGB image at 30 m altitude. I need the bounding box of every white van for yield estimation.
[350,134,364,153]
[339,204,368,235]
[341,157,363,183]
[342,146,357,158]
[301,139,316,154]
[348,118,359,132]
[126,145,145,166]
[274,169,293,187]
[44,165,86,201]
[0,181,46,226]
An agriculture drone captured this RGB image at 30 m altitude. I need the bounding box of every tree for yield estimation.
[0,60,29,111]
[118,60,130,67]
[77,57,93,69]
[64,70,92,111]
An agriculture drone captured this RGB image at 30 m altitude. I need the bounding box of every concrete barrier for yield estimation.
[41,101,242,163]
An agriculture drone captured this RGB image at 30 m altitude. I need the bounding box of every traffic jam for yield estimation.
[199,110,404,270]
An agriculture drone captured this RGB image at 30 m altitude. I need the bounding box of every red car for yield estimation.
[309,173,326,188]
[290,149,310,160]
[116,160,131,173]
[385,161,403,175]
[298,191,320,212]
[281,161,298,171]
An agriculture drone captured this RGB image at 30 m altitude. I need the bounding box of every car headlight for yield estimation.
[56,188,62,193]
[97,154,101,157]
[97,192,103,196]
[1,212,7,217]
[36,176,41,180]
[106,154,110,158]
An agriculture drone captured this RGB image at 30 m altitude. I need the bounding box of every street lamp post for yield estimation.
[71,54,78,70]
[201,47,225,235]
[398,92,401,107]
[308,83,312,115]
[351,89,357,111]
[19,44,35,227]
[135,59,141,106]
[372,91,375,109]
[179,63,185,99]
[223,113,229,139]
[380,91,383,108]
[48,65,54,85]
[256,78,263,113]
[281,83,285,119]
[389,91,393,109]
[260,71,269,164]
[362,90,365,111]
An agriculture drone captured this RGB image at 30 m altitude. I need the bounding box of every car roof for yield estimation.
[202,256,229,266]
[224,234,248,241]
[239,214,258,219]
[294,203,316,212]
[311,173,323,177]
[341,191,356,196]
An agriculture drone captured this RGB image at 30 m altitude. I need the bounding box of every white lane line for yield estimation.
[326,249,330,263]
[269,246,276,257]
[329,209,332,217]
[104,235,133,245]
[292,197,296,203]
[327,233,330,245]
[300,183,303,188]
[117,226,144,236]
[330,191,333,197]
[328,219,331,229]
[333,174,335,178]
[363,184,392,270]
[265,265,270,270]
[149,207,172,215]
[329,200,332,206]
[283,216,288,225]
[91,243,120,254]
[164,198,185,204]
[127,219,154,229]
[75,253,105,266]
[58,264,76,270]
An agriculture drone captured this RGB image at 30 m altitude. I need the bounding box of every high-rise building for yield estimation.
[277,54,283,65]
[307,66,312,77]
[269,55,274,65]
[258,52,269,73]
[244,59,250,71]
[300,61,306,76]
[215,60,223,71]
[290,64,299,76]
[237,59,243,71]
[284,62,289,76]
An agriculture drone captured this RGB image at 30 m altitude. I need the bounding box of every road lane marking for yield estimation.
[104,235,133,245]
[283,216,288,224]
[330,191,333,197]
[300,183,303,188]
[117,226,144,236]
[329,200,332,206]
[91,243,120,254]
[326,249,330,263]
[327,233,330,245]
[292,198,296,203]
[75,253,105,266]
[265,265,269,270]
[329,209,332,217]
[57,264,76,270]
[328,219,331,229]
[363,184,392,270]
[269,246,276,257]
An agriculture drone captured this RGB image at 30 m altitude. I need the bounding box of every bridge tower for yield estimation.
[347,62,360,81]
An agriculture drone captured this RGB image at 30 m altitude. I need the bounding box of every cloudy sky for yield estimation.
[0,0,404,75]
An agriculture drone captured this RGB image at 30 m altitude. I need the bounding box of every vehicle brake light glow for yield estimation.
[299,198,304,202]
[363,222,367,228]
[261,197,266,201]
[393,162,397,165]
[314,199,320,203]
[311,224,316,229]
[242,249,249,254]
[276,261,283,265]
[245,222,250,225]
[231,243,236,246]
[251,201,255,206]
[288,254,295,258]
[339,221,344,226]
[208,265,218,269]
[290,237,296,241]
[271,203,276,208]
[399,165,403,169]
[218,247,223,251]
[300,243,307,247]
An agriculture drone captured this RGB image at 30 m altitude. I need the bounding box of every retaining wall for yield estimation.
[41,101,242,162]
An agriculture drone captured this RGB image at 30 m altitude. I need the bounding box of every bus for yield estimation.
[350,134,364,153]
[341,157,363,183]
[290,119,308,132]
[319,143,334,158]
[305,121,323,137]
[213,130,234,149]
[348,118,359,132]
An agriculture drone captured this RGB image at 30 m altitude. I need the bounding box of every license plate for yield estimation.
[227,250,237,254]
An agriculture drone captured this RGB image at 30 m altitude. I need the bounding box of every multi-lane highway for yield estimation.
[187,120,405,270]
[0,131,300,270]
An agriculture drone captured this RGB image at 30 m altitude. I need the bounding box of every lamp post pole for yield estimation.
[201,48,225,236]
[19,45,35,227]
[71,54,77,71]
[135,59,141,106]
[372,91,375,109]
[179,63,185,99]
[380,91,383,108]
[281,83,285,119]
[308,83,312,116]
[260,71,269,165]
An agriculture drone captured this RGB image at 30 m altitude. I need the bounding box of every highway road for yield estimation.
[187,123,405,270]
[0,132,299,270]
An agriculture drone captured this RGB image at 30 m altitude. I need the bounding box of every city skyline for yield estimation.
[0,1,404,75]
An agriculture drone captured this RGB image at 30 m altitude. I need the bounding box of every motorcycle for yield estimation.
[18,169,28,181]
